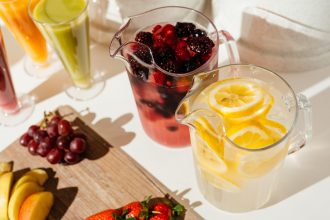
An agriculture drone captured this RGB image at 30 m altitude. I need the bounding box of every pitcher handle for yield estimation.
[288,93,312,154]
[218,30,240,65]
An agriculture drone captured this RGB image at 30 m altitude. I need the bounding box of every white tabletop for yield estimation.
[1,17,330,219]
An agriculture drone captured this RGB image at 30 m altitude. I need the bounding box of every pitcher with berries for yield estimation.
[109,6,239,147]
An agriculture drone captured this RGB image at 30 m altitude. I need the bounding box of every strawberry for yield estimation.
[149,214,169,220]
[85,209,122,220]
[151,203,171,216]
[122,201,148,220]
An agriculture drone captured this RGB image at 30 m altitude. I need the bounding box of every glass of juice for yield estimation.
[176,64,312,212]
[109,6,239,147]
[28,0,105,101]
[0,0,59,78]
[0,28,34,126]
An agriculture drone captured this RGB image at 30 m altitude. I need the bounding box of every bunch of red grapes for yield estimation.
[19,114,88,165]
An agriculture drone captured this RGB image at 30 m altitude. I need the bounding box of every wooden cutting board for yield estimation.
[0,105,202,220]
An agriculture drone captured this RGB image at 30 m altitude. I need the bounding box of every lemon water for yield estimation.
[191,77,290,212]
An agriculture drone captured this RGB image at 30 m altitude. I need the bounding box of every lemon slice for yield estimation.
[208,79,264,118]
[228,119,288,177]
[194,116,224,157]
[200,167,240,192]
[226,92,274,124]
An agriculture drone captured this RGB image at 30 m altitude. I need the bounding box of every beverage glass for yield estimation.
[28,0,105,101]
[176,64,312,212]
[109,6,239,147]
[0,0,58,78]
[0,28,34,126]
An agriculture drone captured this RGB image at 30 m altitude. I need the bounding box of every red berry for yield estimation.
[152,24,162,33]
[151,203,171,216]
[149,71,166,85]
[150,214,169,220]
[86,209,122,220]
[122,201,143,220]
[175,40,190,61]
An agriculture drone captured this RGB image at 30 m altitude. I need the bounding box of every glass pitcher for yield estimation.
[109,6,239,147]
[175,64,312,212]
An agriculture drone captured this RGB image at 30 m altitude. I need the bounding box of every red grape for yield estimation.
[49,115,61,126]
[39,137,54,150]
[27,140,38,155]
[47,124,58,138]
[27,125,39,137]
[47,148,63,164]
[58,119,72,136]
[70,138,87,154]
[56,135,71,150]
[64,151,80,164]
[33,130,48,143]
[20,133,32,147]
[36,145,51,157]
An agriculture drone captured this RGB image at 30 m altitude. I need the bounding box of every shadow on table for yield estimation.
[28,43,125,104]
[264,87,330,208]
[234,7,330,210]
[44,169,78,220]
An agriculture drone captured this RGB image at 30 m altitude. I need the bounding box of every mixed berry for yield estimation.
[131,22,215,76]
[19,112,88,165]
[125,22,215,146]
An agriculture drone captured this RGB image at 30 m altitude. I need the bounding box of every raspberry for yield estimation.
[175,22,196,37]
[175,40,190,61]
[135,31,153,47]
[152,24,162,33]
[187,36,215,55]
[149,71,167,85]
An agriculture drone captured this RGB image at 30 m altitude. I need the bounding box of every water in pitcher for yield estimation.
[190,77,290,212]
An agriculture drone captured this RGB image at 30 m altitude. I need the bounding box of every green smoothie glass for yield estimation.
[28,0,104,101]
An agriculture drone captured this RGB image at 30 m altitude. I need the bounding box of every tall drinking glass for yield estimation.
[28,0,104,101]
[0,0,58,78]
[0,28,34,126]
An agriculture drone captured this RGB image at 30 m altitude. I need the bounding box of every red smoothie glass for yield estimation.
[110,6,239,147]
[0,28,34,126]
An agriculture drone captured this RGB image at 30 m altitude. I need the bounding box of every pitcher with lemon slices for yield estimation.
[176,64,312,212]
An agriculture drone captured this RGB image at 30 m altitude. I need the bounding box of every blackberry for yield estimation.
[159,59,179,73]
[134,46,152,64]
[175,22,196,37]
[187,36,215,55]
[153,46,175,64]
[192,29,207,38]
[135,31,153,47]
[128,56,149,80]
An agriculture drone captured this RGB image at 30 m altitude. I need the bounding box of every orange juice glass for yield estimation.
[0,0,48,65]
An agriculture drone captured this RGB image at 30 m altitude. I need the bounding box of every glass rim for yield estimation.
[109,5,220,78]
[28,0,89,26]
[192,64,299,152]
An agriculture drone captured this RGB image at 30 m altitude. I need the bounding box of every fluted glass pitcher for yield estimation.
[109,6,239,147]
[175,64,312,212]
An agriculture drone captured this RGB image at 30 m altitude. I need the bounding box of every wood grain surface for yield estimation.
[0,105,202,220]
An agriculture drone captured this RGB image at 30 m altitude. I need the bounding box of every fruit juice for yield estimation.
[0,0,47,64]
[126,22,217,147]
[191,78,290,211]
[32,0,91,88]
[0,29,18,113]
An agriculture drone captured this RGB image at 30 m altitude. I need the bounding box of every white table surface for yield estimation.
[1,19,330,220]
